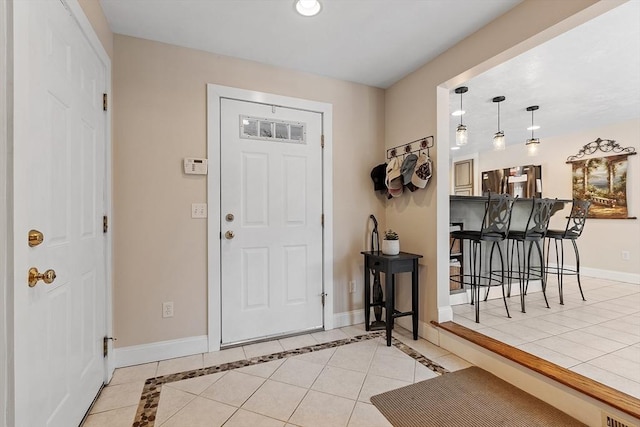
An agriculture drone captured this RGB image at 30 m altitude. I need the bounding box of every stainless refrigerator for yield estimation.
[481,164,542,198]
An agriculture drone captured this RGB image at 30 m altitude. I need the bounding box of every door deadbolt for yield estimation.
[28,267,57,287]
[225,231,235,240]
[225,213,234,222]
[28,229,44,247]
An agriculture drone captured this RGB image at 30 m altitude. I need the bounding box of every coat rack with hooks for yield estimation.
[386,136,434,159]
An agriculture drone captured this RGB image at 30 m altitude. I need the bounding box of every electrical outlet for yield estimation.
[622,250,630,261]
[348,280,356,293]
[191,203,207,218]
[162,301,174,318]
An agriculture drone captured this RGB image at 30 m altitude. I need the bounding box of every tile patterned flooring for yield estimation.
[83,274,638,427]
[83,325,469,427]
[451,275,640,398]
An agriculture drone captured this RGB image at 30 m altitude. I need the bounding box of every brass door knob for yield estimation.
[28,267,56,287]
[225,231,235,240]
[28,229,44,247]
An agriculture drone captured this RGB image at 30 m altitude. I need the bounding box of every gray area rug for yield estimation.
[370,366,586,427]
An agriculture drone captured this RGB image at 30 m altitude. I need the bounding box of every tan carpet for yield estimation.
[370,367,586,426]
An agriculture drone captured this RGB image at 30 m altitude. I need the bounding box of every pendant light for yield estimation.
[525,105,540,156]
[454,86,468,146]
[492,96,506,151]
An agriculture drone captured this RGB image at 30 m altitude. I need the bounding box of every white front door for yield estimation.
[220,99,324,344]
[13,1,107,425]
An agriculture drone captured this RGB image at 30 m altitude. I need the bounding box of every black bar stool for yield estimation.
[544,199,591,305]
[450,192,516,323]
[505,198,555,313]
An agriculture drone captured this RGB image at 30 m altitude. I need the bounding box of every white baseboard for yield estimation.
[449,291,468,306]
[393,316,439,346]
[114,335,208,368]
[333,310,439,346]
[438,305,453,322]
[546,263,640,285]
[333,309,365,328]
[446,266,639,309]
[422,321,440,345]
[449,280,544,306]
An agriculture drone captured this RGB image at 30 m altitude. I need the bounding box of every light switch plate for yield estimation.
[192,203,207,218]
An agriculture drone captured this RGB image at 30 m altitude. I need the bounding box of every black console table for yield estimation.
[361,251,422,346]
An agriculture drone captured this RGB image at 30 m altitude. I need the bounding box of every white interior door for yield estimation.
[221,99,323,344]
[13,1,107,425]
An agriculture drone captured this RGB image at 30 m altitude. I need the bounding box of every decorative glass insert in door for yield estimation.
[240,115,306,144]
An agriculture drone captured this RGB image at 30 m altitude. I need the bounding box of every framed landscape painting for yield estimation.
[571,154,629,218]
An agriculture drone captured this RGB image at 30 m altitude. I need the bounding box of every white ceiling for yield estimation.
[99,0,640,153]
[99,0,522,88]
[448,1,640,155]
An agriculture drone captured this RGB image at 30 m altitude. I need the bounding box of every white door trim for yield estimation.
[1,2,11,426]
[436,86,453,324]
[207,84,333,352]
[63,0,114,382]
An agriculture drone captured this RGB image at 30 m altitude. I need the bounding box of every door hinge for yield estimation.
[321,214,324,227]
[320,292,327,306]
[103,215,108,233]
[103,336,116,357]
[321,135,325,148]
[103,93,108,111]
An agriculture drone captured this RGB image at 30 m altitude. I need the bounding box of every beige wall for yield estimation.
[384,0,607,327]
[104,0,626,348]
[78,0,113,59]
[475,118,640,277]
[112,35,385,347]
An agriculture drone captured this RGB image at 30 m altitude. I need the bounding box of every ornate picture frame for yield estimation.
[567,138,636,219]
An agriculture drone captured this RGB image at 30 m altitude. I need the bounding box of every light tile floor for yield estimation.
[83,274,638,426]
[452,274,640,398]
[82,325,470,427]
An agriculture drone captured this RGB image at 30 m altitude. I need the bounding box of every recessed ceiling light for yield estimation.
[451,110,465,117]
[295,0,322,17]
[527,125,540,131]
[451,146,461,150]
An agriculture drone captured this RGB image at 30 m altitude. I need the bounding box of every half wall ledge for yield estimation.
[431,320,640,421]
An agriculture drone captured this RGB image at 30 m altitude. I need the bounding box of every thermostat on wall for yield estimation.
[184,158,208,175]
